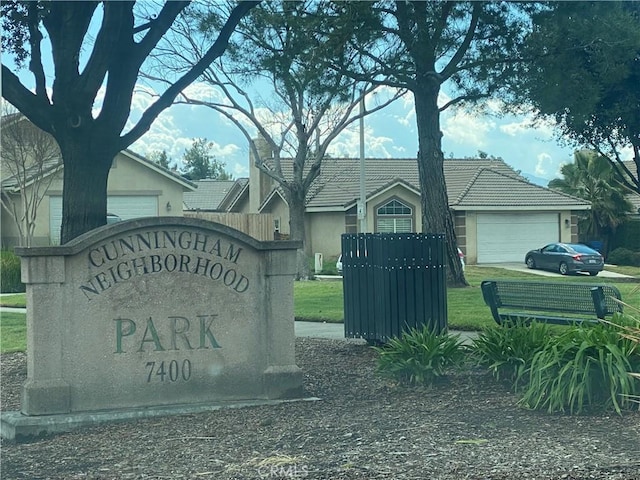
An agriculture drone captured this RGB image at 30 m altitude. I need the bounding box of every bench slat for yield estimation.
[481,280,623,326]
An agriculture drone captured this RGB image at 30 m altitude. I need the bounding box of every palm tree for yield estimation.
[548,150,634,254]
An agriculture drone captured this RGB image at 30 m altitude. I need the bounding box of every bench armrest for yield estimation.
[590,286,608,319]
[481,281,502,324]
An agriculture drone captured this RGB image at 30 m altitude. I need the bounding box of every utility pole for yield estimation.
[358,94,367,233]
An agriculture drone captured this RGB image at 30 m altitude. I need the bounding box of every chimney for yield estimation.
[249,136,274,213]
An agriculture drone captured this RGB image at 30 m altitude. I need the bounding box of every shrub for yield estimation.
[374,326,466,386]
[471,320,552,390]
[519,316,640,414]
[610,220,640,251]
[607,247,640,267]
[609,294,640,406]
[0,250,24,293]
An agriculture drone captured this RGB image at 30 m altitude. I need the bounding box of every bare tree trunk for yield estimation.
[414,83,468,287]
[288,187,310,280]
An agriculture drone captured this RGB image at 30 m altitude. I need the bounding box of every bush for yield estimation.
[374,326,466,386]
[519,316,640,414]
[471,320,552,390]
[607,247,640,267]
[611,220,640,251]
[0,250,24,293]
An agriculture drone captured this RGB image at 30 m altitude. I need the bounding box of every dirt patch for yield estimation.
[2,338,640,479]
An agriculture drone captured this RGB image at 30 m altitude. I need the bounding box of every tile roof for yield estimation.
[1,158,62,190]
[297,157,589,210]
[183,178,249,211]
[1,149,195,192]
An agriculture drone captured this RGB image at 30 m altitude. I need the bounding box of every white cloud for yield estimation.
[393,109,414,127]
[499,114,559,140]
[534,152,554,177]
[328,125,394,158]
[500,119,532,137]
[441,111,495,147]
[180,82,225,104]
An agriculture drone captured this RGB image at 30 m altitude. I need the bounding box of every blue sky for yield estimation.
[128,82,577,187]
[5,11,579,188]
[8,63,576,187]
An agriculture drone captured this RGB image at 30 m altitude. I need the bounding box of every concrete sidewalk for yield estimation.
[477,262,636,278]
[295,321,478,343]
[0,309,476,343]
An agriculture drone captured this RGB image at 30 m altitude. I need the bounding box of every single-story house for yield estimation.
[184,149,592,265]
[1,116,195,247]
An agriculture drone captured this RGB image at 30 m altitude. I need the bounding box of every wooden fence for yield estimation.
[184,212,275,241]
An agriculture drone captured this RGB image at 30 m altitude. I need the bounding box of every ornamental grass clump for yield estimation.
[607,293,640,406]
[374,325,466,386]
[519,315,640,414]
[471,320,551,390]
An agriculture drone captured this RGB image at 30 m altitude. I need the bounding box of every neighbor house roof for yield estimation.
[183,178,248,211]
[299,158,590,211]
[1,157,62,192]
[1,149,196,193]
[121,149,196,191]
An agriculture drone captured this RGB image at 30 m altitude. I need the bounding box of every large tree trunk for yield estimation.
[58,135,115,244]
[413,84,468,287]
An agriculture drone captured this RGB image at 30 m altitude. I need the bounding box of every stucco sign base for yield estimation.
[5,217,304,440]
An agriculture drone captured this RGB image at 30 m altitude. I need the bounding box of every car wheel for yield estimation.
[589,271,599,276]
[559,262,569,275]
[525,256,536,269]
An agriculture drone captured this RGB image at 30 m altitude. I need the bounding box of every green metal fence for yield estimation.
[342,233,448,343]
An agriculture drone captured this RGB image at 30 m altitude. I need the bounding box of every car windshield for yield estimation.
[568,244,599,254]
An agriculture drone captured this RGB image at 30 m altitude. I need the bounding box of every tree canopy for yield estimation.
[331,1,535,285]
[548,150,634,252]
[1,0,257,243]
[181,138,232,181]
[150,0,403,278]
[515,1,640,196]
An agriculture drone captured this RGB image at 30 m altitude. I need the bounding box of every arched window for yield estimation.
[376,198,413,233]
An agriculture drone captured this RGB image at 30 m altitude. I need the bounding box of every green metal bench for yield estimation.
[481,279,623,326]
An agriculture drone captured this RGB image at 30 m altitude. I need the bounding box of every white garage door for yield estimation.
[49,196,158,244]
[476,212,559,263]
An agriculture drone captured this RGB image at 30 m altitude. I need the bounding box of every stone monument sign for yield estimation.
[4,217,303,435]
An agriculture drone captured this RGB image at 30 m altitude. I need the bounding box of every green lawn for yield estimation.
[0,312,26,353]
[294,266,640,331]
[0,294,26,308]
[1,266,638,353]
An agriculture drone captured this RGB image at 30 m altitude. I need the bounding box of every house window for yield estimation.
[375,198,413,233]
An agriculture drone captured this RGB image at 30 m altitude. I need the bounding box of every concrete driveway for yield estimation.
[477,262,635,279]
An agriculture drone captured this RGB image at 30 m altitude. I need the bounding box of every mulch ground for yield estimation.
[2,338,640,480]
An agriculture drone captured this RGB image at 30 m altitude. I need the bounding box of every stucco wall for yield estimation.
[266,198,290,236]
[305,188,423,260]
[1,152,188,248]
[367,186,422,233]
[1,169,64,247]
[307,211,345,260]
[108,154,186,217]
